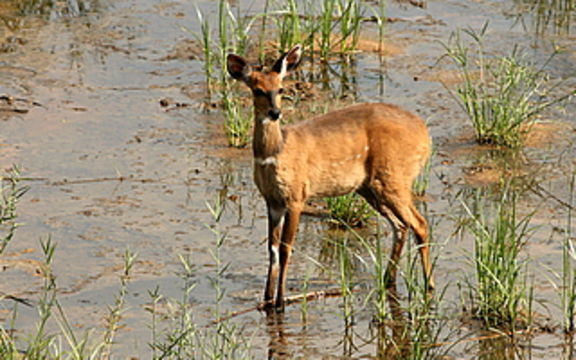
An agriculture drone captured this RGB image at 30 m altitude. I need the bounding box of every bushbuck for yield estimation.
[227,45,433,310]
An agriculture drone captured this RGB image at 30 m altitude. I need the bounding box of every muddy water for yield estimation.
[0,0,575,358]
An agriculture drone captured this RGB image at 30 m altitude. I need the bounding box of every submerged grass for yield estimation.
[444,24,575,148]
[461,184,534,329]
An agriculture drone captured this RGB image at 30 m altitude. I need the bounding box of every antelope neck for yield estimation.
[253,114,284,160]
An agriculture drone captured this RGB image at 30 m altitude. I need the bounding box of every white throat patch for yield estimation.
[261,114,282,125]
[255,156,278,166]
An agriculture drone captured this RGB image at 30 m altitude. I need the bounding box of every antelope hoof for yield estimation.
[383,271,396,289]
[274,298,286,312]
[258,299,276,312]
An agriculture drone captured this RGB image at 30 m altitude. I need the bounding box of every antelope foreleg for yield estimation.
[265,205,285,305]
[275,206,302,310]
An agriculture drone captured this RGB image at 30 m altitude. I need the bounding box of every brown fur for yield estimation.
[227,45,433,310]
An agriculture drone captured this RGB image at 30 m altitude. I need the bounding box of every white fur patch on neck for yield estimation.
[255,156,278,166]
[260,114,282,125]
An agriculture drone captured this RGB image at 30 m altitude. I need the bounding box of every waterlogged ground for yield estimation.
[0,0,575,358]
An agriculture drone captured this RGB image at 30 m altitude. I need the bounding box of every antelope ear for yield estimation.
[272,44,302,78]
[227,53,252,82]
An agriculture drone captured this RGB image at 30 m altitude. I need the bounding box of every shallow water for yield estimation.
[0,0,575,358]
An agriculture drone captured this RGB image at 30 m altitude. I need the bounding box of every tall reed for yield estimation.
[337,236,355,323]
[258,0,271,63]
[561,173,576,333]
[336,0,363,54]
[0,166,29,254]
[318,0,336,60]
[192,0,253,147]
[150,254,198,358]
[275,0,302,53]
[26,237,57,359]
[194,7,214,101]
[348,220,388,323]
[219,0,254,148]
[375,0,386,54]
[151,195,254,359]
[322,0,364,58]
[101,249,137,359]
[461,184,534,328]
[222,96,252,148]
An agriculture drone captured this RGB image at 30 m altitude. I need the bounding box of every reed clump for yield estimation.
[461,184,534,328]
[194,0,255,148]
[444,24,575,148]
[326,193,374,228]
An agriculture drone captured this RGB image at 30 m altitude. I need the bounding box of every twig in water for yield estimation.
[211,287,358,325]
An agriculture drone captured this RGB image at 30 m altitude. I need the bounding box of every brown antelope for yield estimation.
[227,45,433,310]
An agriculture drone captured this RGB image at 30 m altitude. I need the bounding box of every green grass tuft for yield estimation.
[326,193,374,228]
[444,24,575,148]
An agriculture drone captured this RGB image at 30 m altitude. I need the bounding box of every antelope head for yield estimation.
[226,45,302,123]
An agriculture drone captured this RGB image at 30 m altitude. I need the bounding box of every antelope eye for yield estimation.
[253,89,266,97]
[278,88,285,95]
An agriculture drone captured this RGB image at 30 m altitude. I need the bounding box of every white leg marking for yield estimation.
[270,245,280,266]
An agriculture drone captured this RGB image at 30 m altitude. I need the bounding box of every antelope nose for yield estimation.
[268,109,281,120]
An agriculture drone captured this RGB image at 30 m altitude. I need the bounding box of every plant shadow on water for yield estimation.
[513,0,576,36]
